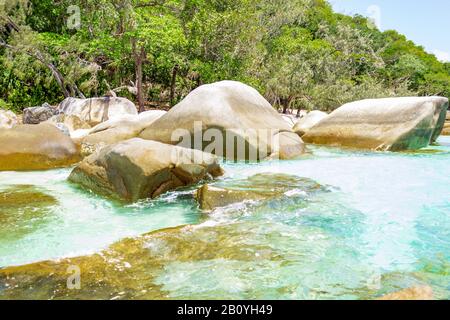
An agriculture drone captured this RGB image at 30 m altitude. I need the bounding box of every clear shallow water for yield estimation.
[0,136,449,299]
[0,170,201,267]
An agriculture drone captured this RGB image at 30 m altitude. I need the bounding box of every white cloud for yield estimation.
[432,49,450,62]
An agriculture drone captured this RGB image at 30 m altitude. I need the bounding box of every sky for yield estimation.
[329,0,450,62]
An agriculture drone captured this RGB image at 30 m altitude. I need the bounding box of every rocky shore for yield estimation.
[0,80,448,300]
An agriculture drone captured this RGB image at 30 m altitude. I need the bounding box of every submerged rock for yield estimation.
[139,81,305,160]
[293,110,328,137]
[196,173,325,211]
[0,109,18,129]
[377,286,434,300]
[69,138,224,202]
[0,222,285,300]
[0,185,58,242]
[58,97,137,127]
[0,124,80,171]
[23,103,59,124]
[303,97,449,151]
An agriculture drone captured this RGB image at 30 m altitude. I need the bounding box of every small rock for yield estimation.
[0,109,18,129]
[23,103,59,124]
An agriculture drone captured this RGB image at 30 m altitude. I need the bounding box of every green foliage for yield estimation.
[0,0,449,112]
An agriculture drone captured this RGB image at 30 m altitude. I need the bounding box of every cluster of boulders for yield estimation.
[0,80,448,201]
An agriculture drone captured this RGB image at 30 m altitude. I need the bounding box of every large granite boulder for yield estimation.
[0,124,80,171]
[293,110,328,137]
[302,97,449,151]
[0,109,18,129]
[58,97,137,127]
[139,81,305,160]
[69,138,224,202]
[23,103,59,124]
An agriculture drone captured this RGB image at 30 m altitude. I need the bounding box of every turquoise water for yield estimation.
[0,136,449,299]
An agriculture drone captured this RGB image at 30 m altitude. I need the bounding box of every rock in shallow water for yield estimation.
[377,286,434,300]
[139,81,305,160]
[0,224,277,299]
[196,173,326,211]
[303,97,449,151]
[0,185,58,242]
[69,138,224,202]
[0,124,80,171]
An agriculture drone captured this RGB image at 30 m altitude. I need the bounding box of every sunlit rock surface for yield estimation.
[140,81,305,160]
[0,109,18,129]
[0,124,80,171]
[293,110,328,137]
[303,97,449,151]
[58,97,137,127]
[79,110,167,156]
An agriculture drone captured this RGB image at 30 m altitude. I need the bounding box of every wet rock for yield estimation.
[0,124,80,171]
[377,286,434,300]
[23,103,59,124]
[0,223,282,300]
[140,81,305,160]
[196,173,325,211]
[303,97,449,151]
[0,185,58,242]
[69,138,224,202]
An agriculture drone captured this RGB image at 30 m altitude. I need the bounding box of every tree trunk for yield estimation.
[170,64,179,107]
[280,97,290,114]
[133,39,146,113]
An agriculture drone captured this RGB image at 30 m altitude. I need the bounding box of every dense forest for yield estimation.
[1,0,449,114]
